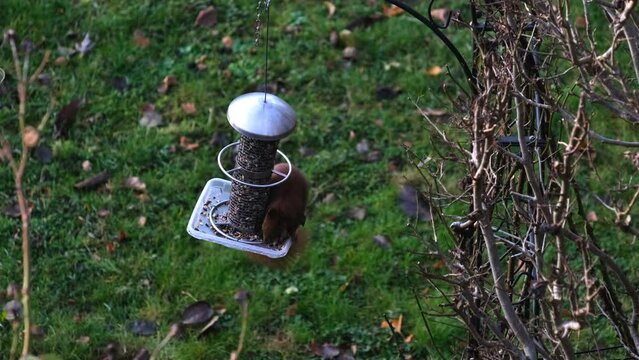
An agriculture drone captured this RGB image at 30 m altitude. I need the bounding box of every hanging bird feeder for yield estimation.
[186,92,297,258]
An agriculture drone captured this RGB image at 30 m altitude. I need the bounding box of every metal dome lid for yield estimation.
[227,92,297,141]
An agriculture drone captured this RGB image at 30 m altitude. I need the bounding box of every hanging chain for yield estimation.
[253,0,272,101]
[254,0,271,47]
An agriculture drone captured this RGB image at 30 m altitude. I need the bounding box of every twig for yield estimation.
[10,322,19,360]
[231,297,249,360]
[28,50,51,83]
[7,32,34,359]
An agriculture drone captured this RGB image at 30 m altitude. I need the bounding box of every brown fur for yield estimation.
[247,228,309,269]
[247,164,309,269]
[261,163,309,243]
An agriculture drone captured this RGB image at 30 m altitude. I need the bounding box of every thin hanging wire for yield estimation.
[263,1,271,103]
[254,0,272,103]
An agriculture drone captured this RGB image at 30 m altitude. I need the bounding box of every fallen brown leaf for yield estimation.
[106,241,116,254]
[329,30,339,46]
[383,4,404,17]
[97,209,111,218]
[82,160,92,172]
[195,6,218,28]
[222,36,233,49]
[123,176,147,192]
[349,207,367,221]
[342,46,358,60]
[404,333,414,343]
[54,56,67,66]
[430,8,450,24]
[349,130,357,141]
[181,102,197,115]
[286,303,298,317]
[426,65,443,76]
[179,136,200,151]
[324,1,336,18]
[74,171,111,191]
[381,314,403,334]
[432,260,446,269]
[133,29,150,48]
[54,98,84,139]
[157,75,177,94]
[195,55,208,70]
[139,104,163,128]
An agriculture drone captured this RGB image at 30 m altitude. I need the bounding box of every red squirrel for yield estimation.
[262,163,309,244]
[248,163,309,268]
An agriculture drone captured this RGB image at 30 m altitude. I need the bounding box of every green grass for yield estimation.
[0,1,473,358]
[2,1,638,359]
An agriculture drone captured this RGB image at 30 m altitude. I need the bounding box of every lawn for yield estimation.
[0,1,471,358]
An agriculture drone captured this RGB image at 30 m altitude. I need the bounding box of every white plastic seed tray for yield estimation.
[186,178,292,258]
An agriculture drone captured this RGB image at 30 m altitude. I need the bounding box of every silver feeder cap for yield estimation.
[227,92,297,141]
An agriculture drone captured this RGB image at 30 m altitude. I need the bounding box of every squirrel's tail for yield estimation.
[247,228,309,269]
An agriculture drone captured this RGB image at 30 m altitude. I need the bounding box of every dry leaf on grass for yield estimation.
[381,314,403,334]
[106,241,116,254]
[432,260,446,269]
[157,75,177,94]
[222,36,233,49]
[181,102,197,114]
[54,98,84,139]
[133,29,150,48]
[430,8,450,24]
[195,6,217,28]
[82,160,92,171]
[97,209,111,218]
[426,65,443,76]
[383,4,404,17]
[139,103,163,128]
[123,176,147,192]
[179,136,200,151]
[74,171,111,191]
[349,207,367,220]
[324,1,336,18]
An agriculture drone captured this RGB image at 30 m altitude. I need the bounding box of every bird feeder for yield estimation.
[186,92,297,258]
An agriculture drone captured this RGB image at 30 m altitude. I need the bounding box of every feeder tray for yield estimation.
[186,178,293,258]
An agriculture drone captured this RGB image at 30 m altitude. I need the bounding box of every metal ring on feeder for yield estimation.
[207,200,266,244]
[217,141,292,188]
